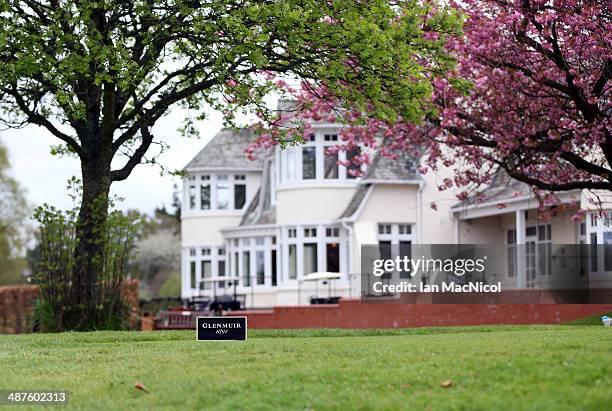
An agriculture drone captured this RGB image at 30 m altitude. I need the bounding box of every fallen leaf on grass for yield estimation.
[402,384,412,388]
[134,382,150,393]
[440,380,453,388]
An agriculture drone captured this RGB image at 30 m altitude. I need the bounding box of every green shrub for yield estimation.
[33,183,142,332]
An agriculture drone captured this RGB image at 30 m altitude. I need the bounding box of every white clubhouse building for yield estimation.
[180,101,612,307]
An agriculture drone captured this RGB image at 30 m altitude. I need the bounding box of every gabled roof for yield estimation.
[240,155,276,227]
[338,183,371,219]
[452,169,531,209]
[185,128,265,171]
[338,151,422,220]
[361,151,421,182]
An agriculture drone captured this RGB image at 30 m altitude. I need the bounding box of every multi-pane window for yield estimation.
[186,174,248,211]
[226,235,278,288]
[326,227,340,237]
[378,224,392,235]
[536,225,552,276]
[280,133,362,182]
[185,245,226,292]
[284,225,344,280]
[377,223,414,279]
[398,224,411,235]
[506,224,552,280]
[304,227,317,238]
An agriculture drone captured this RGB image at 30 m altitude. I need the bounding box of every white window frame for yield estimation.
[585,212,612,274]
[377,223,414,245]
[282,224,347,282]
[183,245,227,293]
[184,173,249,213]
[226,236,278,288]
[278,130,363,184]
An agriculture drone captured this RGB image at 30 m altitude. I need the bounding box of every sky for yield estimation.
[1,107,230,216]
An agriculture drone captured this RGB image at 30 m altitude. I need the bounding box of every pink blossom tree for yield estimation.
[251,0,611,206]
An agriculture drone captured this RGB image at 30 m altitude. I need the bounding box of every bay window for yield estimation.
[226,235,279,287]
[284,224,346,281]
[185,245,226,293]
[279,132,363,183]
[186,174,249,211]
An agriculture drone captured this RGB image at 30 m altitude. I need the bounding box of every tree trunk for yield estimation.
[64,159,112,330]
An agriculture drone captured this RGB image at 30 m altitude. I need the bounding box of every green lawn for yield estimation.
[1,325,611,410]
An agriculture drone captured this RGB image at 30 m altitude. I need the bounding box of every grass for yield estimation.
[1,325,611,410]
[562,312,612,326]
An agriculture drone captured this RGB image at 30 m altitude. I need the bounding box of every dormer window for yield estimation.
[280,132,363,183]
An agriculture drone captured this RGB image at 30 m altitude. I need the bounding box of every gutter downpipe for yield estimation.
[417,181,425,244]
[341,219,355,298]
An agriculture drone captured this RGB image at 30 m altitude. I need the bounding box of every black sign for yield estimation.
[196,316,247,341]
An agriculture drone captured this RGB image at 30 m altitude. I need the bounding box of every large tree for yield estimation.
[0,0,460,328]
[255,0,611,207]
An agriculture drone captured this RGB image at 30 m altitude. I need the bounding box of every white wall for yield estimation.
[182,215,243,247]
[276,184,356,224]
[358,184,418,222]
[458,215,505,244]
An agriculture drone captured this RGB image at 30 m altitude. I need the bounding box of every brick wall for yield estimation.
[0,285,38,334]
[226,299,612,329]
[0,280,139,334]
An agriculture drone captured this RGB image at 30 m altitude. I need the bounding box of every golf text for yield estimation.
[372,256,487,277]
